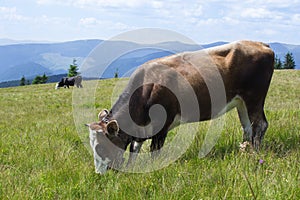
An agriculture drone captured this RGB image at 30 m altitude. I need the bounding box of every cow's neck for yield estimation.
[106,132,129,151]
[116,129,132,149]
[107,110,133,150]
[108,92,134,150]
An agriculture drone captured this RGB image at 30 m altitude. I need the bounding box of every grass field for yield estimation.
[1,70,299,199]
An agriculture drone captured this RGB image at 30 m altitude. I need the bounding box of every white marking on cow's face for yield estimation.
[55,83,59,89]
[87,125,111,174]
[94,150,111,174]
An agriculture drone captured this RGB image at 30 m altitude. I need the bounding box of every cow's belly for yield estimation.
[212,95,243,118]
[168,114,181,130]
[169,95,243,129]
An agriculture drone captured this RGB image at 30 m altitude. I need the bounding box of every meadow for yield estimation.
[1,70,299,199]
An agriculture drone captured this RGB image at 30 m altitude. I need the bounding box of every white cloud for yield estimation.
[246,0,300,8]
[192,5,204,17]
[241,8,274,19]
[2,0,298,44]
[150,1,164,9]
[0,6,68,25]
[0,6,28,21]
[292,14,300,24]
[74,0,143,8]
[257,28,278,36]
[79,17,100,26]
[28,14,69,26]
[36,0,73,6]
[196,18,222,26]
[183,4,203,19]
[78,17,134,31]
[113,22,132,31]
[37,0,152,8]
[222,17,239,25]
[240,7,290,22]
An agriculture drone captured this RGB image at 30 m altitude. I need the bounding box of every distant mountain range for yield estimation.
[0,38,53,46]
[0,39,299,84]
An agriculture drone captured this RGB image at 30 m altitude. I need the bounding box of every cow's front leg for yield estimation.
[126,141,143,167]
[150,131,167,158]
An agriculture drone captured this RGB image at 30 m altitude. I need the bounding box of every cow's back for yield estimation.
[136,40,274,121]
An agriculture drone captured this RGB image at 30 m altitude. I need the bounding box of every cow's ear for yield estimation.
[106,120,119,135]
[98,109,109,121]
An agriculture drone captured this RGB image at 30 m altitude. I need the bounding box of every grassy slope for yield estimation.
[1,70,299,199]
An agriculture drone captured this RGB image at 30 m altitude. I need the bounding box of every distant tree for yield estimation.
[68,58,80,77]
[274,55,283,69]
[20,76,26,86]
[26,80,30,85]
[283,52,296,69]
[41,73,48,83]
[32,75,42,84]
[32,73,48,84]
[114,68,119,78]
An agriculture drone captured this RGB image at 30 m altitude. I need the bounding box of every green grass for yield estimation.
[1,70,299,199]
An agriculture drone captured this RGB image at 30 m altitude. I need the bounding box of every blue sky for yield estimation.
[0,0,299,44]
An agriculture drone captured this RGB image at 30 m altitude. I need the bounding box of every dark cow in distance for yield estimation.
[55,75,83,89]
[86,40,274,174]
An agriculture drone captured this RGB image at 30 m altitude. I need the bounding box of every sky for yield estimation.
[0,0,299,44]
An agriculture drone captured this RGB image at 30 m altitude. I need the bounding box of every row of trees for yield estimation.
[274,52,296,69]
[20,73,48,86]
[20,59,80,86]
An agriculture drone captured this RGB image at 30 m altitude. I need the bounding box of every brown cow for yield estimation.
[86,40,274,174]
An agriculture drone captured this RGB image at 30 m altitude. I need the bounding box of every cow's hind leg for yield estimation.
[237,99,268,150]
[249,107,268,150]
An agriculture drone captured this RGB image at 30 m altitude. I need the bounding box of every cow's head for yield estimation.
[85,109,125,174]
[55,78,65,89]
